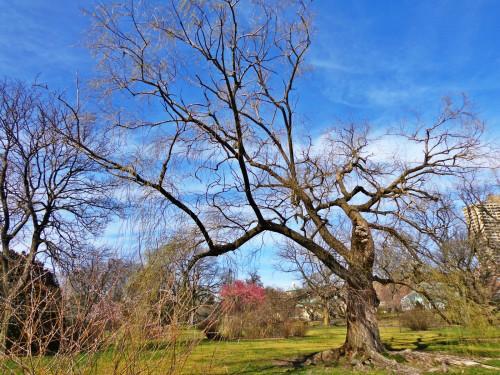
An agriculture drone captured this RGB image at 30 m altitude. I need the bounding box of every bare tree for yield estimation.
[60,0,488,363]
[279,242,345,326]
[0,80,115,354]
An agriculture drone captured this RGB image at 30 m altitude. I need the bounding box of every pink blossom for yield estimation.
[220,280,265,307]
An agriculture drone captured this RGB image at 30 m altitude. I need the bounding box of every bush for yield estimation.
[206,281,308,340]
[5,251,61,355]
[400,309,435,331]
[215,314,306,339]
[283,320,307,338]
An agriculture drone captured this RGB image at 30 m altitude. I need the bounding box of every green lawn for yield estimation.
[3,323,499,374]
[181,324,500,374]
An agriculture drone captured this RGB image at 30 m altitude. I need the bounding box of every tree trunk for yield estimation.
[0,305,12,355]
[343,220,384,355]
[305,220,385,366]
[304,281,385,366]
[322,303,330,326]
[343,281,384,355]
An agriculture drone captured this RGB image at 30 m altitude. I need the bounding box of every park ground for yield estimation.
[4,317,498,374]
[182,323,499,374]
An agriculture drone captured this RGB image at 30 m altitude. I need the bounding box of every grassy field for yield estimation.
[3,322,499,374]
[181,324,500,374]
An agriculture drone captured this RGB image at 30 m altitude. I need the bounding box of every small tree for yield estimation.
[220,280,266,310]
[126,232,220,332]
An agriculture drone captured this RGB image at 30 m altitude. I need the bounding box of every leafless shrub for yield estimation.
[400,308,435,331]
[1,238,218,374]
[284,320,308,338]
[211,284,307,340]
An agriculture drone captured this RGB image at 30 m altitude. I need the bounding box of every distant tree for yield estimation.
[279,242,345,326]
[60,247,136,347]
[376,183,499,325]
[0,80,115,354]
[245,271,263,287]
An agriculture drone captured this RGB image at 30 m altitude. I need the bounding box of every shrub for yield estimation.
[207,282,308,340]
[283,320,307,338]
[400,309,435,331]
[220,280,266,310]
[4,251,61,355]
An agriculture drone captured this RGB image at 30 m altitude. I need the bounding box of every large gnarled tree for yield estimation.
[62,0,484,362]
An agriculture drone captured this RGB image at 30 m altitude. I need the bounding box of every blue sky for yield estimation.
[1,0,499,288]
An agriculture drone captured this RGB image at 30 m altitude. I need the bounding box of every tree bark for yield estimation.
[344,281,384,355]
[342,220,384,355]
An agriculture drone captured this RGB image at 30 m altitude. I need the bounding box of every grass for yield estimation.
[181,324,500,374]
[3,322,499,374]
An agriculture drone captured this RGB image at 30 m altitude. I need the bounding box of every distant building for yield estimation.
[400,291,429,311]
[375,282,446,312]
[463,194,500,249]
[374,282,412,312]
[463,194,499,276]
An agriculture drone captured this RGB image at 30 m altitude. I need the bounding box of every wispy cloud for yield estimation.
[301,0,500,134]
[0,0,92,86]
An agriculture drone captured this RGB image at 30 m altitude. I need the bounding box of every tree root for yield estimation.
[298,345,420,374]
[283,346,500,374]
[396,349,500,373]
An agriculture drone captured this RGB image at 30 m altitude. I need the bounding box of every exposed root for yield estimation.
[369,351,421,375]
[302,346,344,365]
[299,345,421,374]
[396,349,500,372]
[281,346,500,374]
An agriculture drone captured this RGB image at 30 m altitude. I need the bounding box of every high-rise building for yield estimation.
[463,195,500,249]
[463,194,499,298]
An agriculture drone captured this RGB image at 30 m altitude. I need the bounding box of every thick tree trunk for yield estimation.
[304,219,385,366]
[342,220,384,355]
[305,280,384,366]
[344,281,384,354]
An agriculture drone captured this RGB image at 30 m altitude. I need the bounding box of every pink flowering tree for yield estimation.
[220,281,265,313]
[203,280,304,339]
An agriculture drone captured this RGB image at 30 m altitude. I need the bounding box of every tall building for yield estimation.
[463,195,500,250]
[463,195,499,299]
